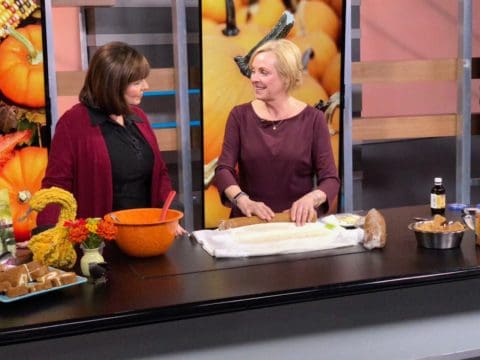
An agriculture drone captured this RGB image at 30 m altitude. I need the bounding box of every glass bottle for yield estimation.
[430,177,446,215]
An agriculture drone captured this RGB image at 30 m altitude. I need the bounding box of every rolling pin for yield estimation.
[218,212,317,230]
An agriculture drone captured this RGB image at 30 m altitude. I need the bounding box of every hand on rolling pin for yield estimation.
[290,190,326,226]
[236,195,275,221]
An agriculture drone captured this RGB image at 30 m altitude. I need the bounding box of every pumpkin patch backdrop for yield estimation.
[0,0,49,242]
[202,0,344,228]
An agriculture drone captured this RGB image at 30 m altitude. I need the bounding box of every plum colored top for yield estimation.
[37,103,172,226]
[214,103,340,218]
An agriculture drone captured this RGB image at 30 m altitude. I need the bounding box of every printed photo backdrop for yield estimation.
[202,0,344,228]
[0,0,49,241]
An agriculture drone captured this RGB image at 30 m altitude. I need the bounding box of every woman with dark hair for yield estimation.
[38,42,185,235]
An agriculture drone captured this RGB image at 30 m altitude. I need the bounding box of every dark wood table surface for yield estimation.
[1,205,479,346]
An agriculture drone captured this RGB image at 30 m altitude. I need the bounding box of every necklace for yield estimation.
[272,120,284,130]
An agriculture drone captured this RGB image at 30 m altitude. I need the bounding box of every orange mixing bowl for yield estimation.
[107,208,183,257]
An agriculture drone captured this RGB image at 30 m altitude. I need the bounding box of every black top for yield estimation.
[93,111,154,211]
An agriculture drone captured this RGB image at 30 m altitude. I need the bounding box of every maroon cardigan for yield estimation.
[37,103,172,226]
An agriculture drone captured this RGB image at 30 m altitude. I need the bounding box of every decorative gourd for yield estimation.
[291,72,328,105]
[27,187,78,269]
[0,146,48,242]
[322,52,341,95]
[292,31,337,83]
[292,1,340,41]
[0,24,45,108]
[203,35,252,165]
[246,0,286,30]
[329,0,343,17]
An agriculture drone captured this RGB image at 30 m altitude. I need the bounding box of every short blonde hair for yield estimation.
[249,39,303,93]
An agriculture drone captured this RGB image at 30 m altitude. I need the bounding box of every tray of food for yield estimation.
[332,213,365,228]
[0,260,87,303]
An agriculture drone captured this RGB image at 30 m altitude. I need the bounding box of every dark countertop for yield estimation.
[1,205,479,346]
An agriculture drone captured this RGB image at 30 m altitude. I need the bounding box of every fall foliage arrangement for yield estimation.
[65,218,117,250]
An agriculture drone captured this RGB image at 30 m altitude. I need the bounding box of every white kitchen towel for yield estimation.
[192,222,364,258]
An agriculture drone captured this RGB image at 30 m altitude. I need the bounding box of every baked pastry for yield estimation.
[0,261,79,298]
[0,265,29,287]
[0,280,10,293]
[6,285,29,298]
[59,272,77,285]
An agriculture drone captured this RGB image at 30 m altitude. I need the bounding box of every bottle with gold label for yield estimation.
[430,177,446,215]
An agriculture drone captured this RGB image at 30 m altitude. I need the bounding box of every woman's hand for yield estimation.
[290,190,326,226]
[175,224,188,237]
[236,196,275,221]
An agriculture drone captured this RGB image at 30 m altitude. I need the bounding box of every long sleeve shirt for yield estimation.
[214,103,340,218]
[37,103,172,226]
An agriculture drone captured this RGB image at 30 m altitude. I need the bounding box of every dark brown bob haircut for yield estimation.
[79,42,150,115]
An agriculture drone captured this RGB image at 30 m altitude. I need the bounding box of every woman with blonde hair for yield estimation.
[214,39,339,226]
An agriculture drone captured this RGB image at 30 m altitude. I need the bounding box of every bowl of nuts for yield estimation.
[408,215,466,249]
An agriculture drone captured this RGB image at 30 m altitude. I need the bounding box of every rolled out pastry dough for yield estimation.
[229,222,332,244]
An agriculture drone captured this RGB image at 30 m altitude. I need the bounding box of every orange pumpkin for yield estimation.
[292,1,340,41]
[0,24,45,108]
[204,186,231,229]
[202,0,243,23]
[202,35,252,165]
[291,72,329,106]
[247,0,286,30]
[0,146,48,241]
[292,31,338,83]
[329,0,343,17]
[322,52,341,95]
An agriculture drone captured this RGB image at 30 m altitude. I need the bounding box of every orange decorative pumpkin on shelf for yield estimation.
[0,146,48,242]
[0,24,45,108]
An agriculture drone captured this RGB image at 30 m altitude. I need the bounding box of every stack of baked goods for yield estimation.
[0,260,77,298]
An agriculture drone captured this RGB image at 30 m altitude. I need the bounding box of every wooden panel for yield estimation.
[352,114,457,142]
[352,59,458,84]
[154,128,177,151]
[56,68,175,96]
[52,0,116,6]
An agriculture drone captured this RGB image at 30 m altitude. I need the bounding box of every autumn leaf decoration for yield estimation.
[0,129,32,169]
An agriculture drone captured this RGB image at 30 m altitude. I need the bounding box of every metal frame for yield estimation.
[171,0,194,231]
[342,0,354,212]
[456,0,472,205]
[44,0,59,135]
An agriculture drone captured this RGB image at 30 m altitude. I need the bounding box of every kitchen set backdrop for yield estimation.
[201,0,344,227]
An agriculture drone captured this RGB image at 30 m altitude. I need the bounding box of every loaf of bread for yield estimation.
[362,208,387,249]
